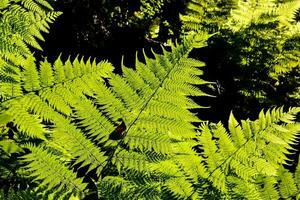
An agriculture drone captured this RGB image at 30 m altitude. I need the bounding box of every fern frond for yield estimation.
[0,0,61,105]
[276,0,300,27]
[30,0,54,11]
[258,176,279,200]
[0,33,211,198]
[0,0,61,57]
[97,176,132,199]
[180,0,237,33]
[112,148,149,172]
[196,107,300,198]
[22,56,41,91]
[163,177,195,199]
[51,119,109,176]
[229,176,263,200]
[181,0,300,82]
[277,167,298,198]
[228,0,277,31]
[3,100,45,139]
[22,144,88,198]
[0,56,115,188]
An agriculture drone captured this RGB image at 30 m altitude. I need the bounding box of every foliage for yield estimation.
[181,0,300,119]
[180,0,237,33]
[1,31,300,200]
[225,0,300,79]
[0,0,61,198]
[0,26,212,198]
[1,1,300,199]
[194,107,300,199]
[0,0,61,101]
[0,0,61,56]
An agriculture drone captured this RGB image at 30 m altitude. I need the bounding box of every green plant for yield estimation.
[225,0,300,79]
[0,0,61,198]
[2,34,300,200]
[193,107,300,199]
[181,0,300,119]
[0,30,213,198]
[0,0,61,56]
[1,1,300,199]
[180,0,237,33]
[0,0,61,100]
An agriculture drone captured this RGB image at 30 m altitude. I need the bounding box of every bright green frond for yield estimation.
[22,144,88,198]
[277,167,298,198]
[196,107,300,198]
[0,33,211,199]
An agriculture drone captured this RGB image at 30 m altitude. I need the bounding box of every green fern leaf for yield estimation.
[196,107,300,199]
[23,144,88,198]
